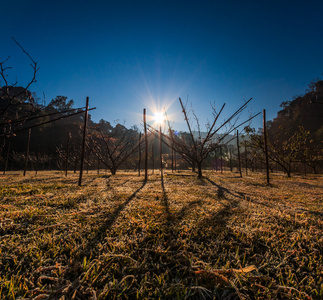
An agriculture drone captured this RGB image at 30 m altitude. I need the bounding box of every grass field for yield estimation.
[0,170,322,299]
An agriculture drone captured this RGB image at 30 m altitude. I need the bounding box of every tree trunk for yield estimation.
[197,162,202,178]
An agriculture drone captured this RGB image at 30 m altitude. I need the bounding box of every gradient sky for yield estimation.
[1,0,323,132]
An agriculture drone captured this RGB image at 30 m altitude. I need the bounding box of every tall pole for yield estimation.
[23,128,31,176]
[263,109,270,184]
[78,97,89,186]
[237,130,242,178]
[144,109,148,181]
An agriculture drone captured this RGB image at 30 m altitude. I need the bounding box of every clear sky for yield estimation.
[1,0,323,132]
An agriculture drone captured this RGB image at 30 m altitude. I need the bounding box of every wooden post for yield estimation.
[23,128,31,176]
[263,109,270,184]
[159,124,163,179]
[65,132,70,177]
[144,109,148,181]
[4,140,11,175]
[138,132,142,176]
[78,97,89,186]
[237,130,242,177]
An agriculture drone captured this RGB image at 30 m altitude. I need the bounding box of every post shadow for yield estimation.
[81,180,147,255]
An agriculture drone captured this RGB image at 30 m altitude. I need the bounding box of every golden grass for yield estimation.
[0,170,322,299]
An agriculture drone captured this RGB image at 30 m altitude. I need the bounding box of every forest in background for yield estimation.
[0,79,322,176]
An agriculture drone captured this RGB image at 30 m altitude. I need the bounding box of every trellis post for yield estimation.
[78,97,89,186]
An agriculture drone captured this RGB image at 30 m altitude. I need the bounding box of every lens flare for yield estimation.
[154,112,165,124]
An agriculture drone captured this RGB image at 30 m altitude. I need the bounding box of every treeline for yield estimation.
[0,89,188,173]
[242,79,323,176]
[0,91,130,172]
[1,79,322,177]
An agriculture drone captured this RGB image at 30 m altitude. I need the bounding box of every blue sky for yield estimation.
[1,0,323,132]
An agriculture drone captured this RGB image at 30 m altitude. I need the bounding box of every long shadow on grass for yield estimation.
[203,177,242,206]
[82,180,147,254]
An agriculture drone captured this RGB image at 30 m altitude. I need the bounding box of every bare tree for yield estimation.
[149,98,260,178]
[87,123,141,175]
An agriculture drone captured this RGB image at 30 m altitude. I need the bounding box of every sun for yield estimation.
[154,112,165,124]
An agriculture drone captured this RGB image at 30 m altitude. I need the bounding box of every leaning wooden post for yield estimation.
[78,97,89,186]
[237,130,242,177]
[144,109,148,181]
[23,128,31,176]
[263,109,270,184]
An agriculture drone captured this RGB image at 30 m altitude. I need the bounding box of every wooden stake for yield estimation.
[78,97,89,186]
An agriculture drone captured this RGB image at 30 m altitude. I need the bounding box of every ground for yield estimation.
[0,170,322,299]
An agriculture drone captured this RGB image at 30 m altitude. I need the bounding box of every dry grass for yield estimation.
[0,170,322,299]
